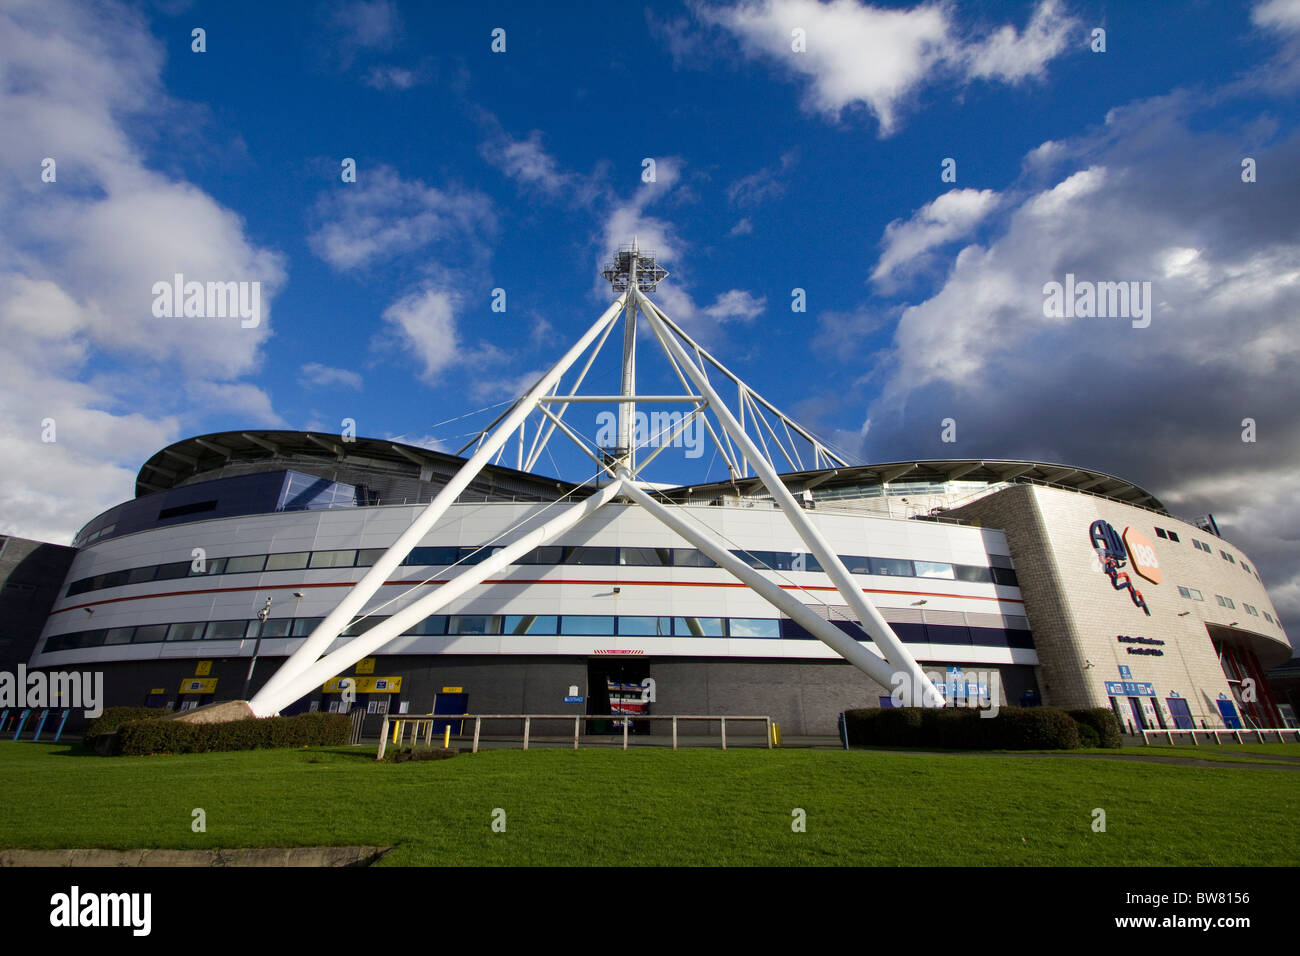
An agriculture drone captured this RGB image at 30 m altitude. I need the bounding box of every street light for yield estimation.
[241,597,272,700]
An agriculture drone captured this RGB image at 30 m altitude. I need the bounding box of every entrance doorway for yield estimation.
[586,659,650,734]
[1166,697,1193,730]
[432,692,468,735]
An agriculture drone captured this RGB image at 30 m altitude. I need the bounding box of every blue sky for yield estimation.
[2,0,1300,620]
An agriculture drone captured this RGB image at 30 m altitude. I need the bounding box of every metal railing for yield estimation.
[376,713,773,758]
[1140,726,1300,745]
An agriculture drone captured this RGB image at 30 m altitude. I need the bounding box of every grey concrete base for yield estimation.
[0,846,392,867]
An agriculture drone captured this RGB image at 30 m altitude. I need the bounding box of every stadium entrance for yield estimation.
[586,659,651,735]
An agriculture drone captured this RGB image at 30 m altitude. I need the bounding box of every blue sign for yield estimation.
[564,696,584,703]
[1118,665,1132,680]
[1105,681,1155,697]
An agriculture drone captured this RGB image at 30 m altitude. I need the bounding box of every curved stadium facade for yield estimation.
[29,430,1294,735]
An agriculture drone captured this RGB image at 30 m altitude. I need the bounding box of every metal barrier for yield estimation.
[1140,726,1300,746]
[376,713,773,759]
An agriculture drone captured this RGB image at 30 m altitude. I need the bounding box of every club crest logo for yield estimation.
[1089,520,1150,615]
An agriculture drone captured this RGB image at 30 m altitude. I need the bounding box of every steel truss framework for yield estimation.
[248,246,942,716]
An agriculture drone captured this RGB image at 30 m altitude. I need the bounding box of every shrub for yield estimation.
[389,747,457,763]
[991,707,1082,750]
[113,712,351,756]
[84,707,170,752]
[1076,723,1100,748]
[843,705,1082,750]
[1068,708,1122,748]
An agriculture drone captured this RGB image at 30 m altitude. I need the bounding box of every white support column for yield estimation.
[251,477,627,716]
[248,295,626,714]
[616,473,907,692]
[637,294,942,706]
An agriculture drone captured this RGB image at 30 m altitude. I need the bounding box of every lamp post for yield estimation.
[242,597,272,701]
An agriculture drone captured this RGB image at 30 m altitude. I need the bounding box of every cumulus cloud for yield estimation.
[821,92,1300,621]
[479,127,604,205]
[379,287,462,382]
[0,0,285,543]
[299,362,363,390]
[871,188,1000,289]
[727,149,799,207]
[698,0,1077,134]
[307,165,494,272]
[703,289,767,322]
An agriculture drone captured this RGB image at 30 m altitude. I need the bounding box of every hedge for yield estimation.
[1068,708,1123,749]
[844,705,1083,750]
[84,707,171,752]
[111,712,351,756]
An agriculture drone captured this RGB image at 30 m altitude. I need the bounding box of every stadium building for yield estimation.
[20,247,1296,736]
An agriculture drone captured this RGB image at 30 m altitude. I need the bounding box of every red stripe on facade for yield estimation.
[50,576,1025,614]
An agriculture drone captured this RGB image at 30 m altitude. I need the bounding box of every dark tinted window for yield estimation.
[954,565,994,584]
[871,557,914,577]
[406,546,458,567]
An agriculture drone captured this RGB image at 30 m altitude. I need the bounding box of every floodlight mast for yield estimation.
[603,238,671,475]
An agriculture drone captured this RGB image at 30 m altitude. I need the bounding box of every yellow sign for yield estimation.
[149,688,166,696]
[179,678,218,694]
[322,676,402,694]
[441,686,464,694]
[195,661,212,676]
[356,658,375,675]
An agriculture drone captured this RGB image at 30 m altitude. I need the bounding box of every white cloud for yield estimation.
[299,362,364,390]
[701,0,1077,134]
[185,382,284,426]
[703,289,767,322]
[380,287,462,382]
[308,165,494,272]
[0,0,285,544]
[727,149,799,207]
[363,63,429,90]
[728,217,754,236]
[1253,0,1300,33]
[827,93,1300,621]
[871,188,1000,288]
[480,128,603,205]
[327,0,401,67]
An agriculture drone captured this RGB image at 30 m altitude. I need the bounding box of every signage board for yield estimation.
[356,658,375,675]
[1105,681,1155,697]
[1122,527,1161,585]
[179,678,217,694]
[195,661,212,676]
[322,676,403,694]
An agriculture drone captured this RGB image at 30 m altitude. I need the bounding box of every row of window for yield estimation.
[65,546,1020,598]
[1176,586,1277,625]
[41,613,1035,653]
[1186,535,1257,579]
[1154,527,1181,542]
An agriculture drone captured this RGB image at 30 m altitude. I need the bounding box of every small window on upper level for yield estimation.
[1155,528,1167,539]
[1167,530,1179,542]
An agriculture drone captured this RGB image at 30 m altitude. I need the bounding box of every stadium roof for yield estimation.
[134,430,582,499]
[660,459,1168,513]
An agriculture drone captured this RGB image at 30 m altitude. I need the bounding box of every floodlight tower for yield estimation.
[601,238,669,474]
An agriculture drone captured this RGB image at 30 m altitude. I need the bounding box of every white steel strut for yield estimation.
[248,245,941,716]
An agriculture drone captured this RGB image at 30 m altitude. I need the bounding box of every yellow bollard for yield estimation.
[391,720,400,745]
[443,725,451,749]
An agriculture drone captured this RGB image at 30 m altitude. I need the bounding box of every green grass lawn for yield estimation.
[1,742,1295,866]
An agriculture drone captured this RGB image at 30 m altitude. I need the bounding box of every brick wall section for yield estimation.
[950,485,1293,727]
